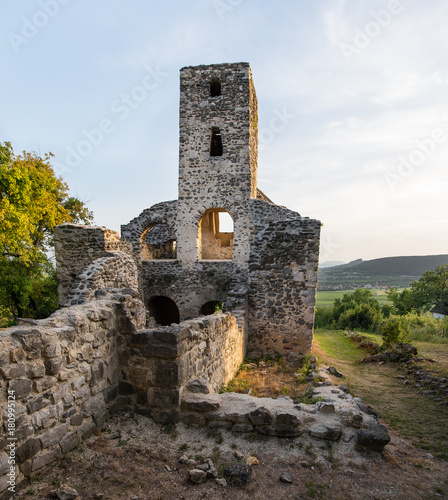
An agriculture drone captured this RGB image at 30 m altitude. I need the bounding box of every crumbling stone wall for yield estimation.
[0,290,146,494]
[248,218,321,356]
[55,224,137,307]
[117,312,245,416]
[0,289,247,493]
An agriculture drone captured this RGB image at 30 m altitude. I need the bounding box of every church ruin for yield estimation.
[57,62,321,357]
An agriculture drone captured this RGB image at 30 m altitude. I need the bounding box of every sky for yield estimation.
[1,0,447,264]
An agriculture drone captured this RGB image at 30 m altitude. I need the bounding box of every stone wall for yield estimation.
[141,261,234,321]
[0,290,146,495]
[120,200,178,261]
[0,288,246,493]
[247,218,321,356]
[54,224,137,307]
[118,312,245,417]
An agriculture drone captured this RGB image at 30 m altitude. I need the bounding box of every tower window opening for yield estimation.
[198,208,234,260]
[210,127,223,157]
[210,79,221,97]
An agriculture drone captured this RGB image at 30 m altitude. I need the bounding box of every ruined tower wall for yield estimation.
[247,218,321,356]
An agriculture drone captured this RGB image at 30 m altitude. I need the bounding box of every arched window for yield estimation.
[141,224,176,260]
[210,79,221,97]
[198,209,234,260]
[147,296,180,326]
[210,127,223,157]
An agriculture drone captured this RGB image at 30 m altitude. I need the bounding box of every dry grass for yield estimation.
[221,358,309,398]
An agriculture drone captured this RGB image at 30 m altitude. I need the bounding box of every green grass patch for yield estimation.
[316,289,391,307]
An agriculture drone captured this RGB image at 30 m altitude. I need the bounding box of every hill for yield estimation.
[318,254,448,290]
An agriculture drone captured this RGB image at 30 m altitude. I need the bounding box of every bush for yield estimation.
[380,316,411,346]
[337,303,380,331]
[314,305,336,329]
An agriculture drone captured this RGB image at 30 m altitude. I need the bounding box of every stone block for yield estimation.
[147,387,180,407]
[60,432,81,454]
[181,413,206,427]
[90,360,105,386]
[354,424,390,452]
[153,359,182,387]
[93,410,109,427]
[33,376,57,392]
[118,381,137,395]
[249,407,274,426]
[43,343,61,359]
[31,405,58,429]
[16,438,41,463]
[84,394,105,417]
[8,378,32,399]
[27,362,46,379]
[39,423,69,449]
[0,363,26,379]
[45,358,64,376]
[32,447,62,471]
[77,419,96,439]
[104,385,118,403]
[70,414,83,427]
[309,423,342,441]
[27,396,51,414]
[231,423,253,433]
[183,399,220,412]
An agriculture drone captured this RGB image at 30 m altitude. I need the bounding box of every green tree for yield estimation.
[387,287,417,315]
[387,266,448,315]
[0,142,93,324]
[410,265,448,313]
[332,288,382,331]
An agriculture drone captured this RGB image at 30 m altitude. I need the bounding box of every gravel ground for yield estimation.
[14,410,448,500]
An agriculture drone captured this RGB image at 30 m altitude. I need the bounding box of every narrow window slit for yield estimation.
[210,79,221,97]
[210,127,223,156]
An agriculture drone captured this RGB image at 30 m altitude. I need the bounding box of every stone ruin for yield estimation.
[0,63,390,496]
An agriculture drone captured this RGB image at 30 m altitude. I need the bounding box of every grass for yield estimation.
[313,329,448,459]
[316,289,391,307]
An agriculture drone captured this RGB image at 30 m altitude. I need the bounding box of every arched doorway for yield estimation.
[147,296,180,326]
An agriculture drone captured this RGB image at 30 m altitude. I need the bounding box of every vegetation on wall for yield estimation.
[0,141,93,326]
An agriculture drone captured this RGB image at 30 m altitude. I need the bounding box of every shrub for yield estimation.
[380,316,411,346]
[314,305,336,328]
[337,303,380,330]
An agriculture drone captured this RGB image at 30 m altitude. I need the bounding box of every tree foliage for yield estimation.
[0,142,93,324]
[0,141,92,263]
[332,288,381,331]
[387,265,448,315]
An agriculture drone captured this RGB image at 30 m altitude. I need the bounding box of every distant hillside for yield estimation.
[319,261,346,269]
[318,254,448,290]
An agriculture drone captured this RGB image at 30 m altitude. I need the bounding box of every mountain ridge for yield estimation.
[318,254,448,290]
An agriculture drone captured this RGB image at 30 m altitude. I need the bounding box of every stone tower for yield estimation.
[176,63,258,268]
